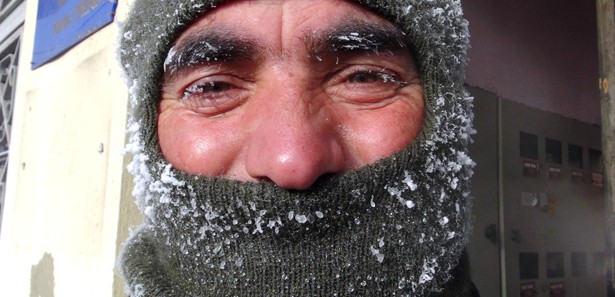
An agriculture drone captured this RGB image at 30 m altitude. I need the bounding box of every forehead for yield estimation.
[174,0,397,47]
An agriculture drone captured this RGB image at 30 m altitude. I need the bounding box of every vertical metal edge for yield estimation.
[597,0,615,294]
[497,95,507,297]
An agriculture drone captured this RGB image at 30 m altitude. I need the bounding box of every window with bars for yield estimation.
[0,0,20,18]
[0,0,23,235]
[0,32,19,209]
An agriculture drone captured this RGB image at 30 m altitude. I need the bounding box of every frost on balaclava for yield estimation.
[117,0,474,296]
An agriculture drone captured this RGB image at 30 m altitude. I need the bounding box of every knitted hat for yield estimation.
[118,0,474,296]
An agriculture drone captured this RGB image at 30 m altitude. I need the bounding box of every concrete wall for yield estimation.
[0,1,134,296]
[466,87,502,297]
[463,0,601,125]
[462,1,604,295]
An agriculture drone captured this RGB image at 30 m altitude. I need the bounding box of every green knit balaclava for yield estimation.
[118,0,474,296]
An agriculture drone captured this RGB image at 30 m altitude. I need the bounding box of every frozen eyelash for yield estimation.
[373,70,408,86]
[380,73,402,84]
[182,82,217,99]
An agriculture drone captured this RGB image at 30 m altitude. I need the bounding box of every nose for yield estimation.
[243,88,346,190]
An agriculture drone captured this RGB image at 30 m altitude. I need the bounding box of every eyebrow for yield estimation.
[163,28,260,78]
[162,20,413,83]
[307,21,411,58]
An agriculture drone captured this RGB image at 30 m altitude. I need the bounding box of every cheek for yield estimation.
[340,100,425,165]
[158,113,240,176]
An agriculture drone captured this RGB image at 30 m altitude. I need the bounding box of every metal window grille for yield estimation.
[0,0,21,19]
[0,33,19,212]
[0,0,22,235]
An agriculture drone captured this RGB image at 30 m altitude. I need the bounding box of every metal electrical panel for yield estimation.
[467,89,606,297]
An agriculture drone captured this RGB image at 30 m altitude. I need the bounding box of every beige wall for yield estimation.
[0,0,138,296]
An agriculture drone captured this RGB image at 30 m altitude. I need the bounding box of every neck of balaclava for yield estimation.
[120,226,474,297]
[119,143,471,296]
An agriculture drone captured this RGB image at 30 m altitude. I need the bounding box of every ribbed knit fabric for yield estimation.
[121,227,478,296]
[117,0,475,296]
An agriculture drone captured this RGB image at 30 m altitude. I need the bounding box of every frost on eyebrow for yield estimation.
[308,22,411,57]
[163,31,259,77]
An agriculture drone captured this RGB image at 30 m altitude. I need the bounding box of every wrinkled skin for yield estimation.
[158,0,425,189]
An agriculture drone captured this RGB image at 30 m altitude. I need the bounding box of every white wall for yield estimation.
[0,0,133,296]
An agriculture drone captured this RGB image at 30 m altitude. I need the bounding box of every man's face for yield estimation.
[158,0,424,190]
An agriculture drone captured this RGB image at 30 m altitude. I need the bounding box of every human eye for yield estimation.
[183,81,231,96]
[180,76,248,116]
[328,66,409,104]
[347,70,404,85]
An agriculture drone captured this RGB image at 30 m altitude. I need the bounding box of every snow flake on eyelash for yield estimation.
[182,82,217,99]
[378,72,397,83]
[371,71,408,86]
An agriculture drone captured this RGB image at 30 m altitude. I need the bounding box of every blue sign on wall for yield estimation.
[32,0,118,69]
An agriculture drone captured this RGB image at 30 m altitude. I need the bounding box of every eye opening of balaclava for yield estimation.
[117,0,475,296]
